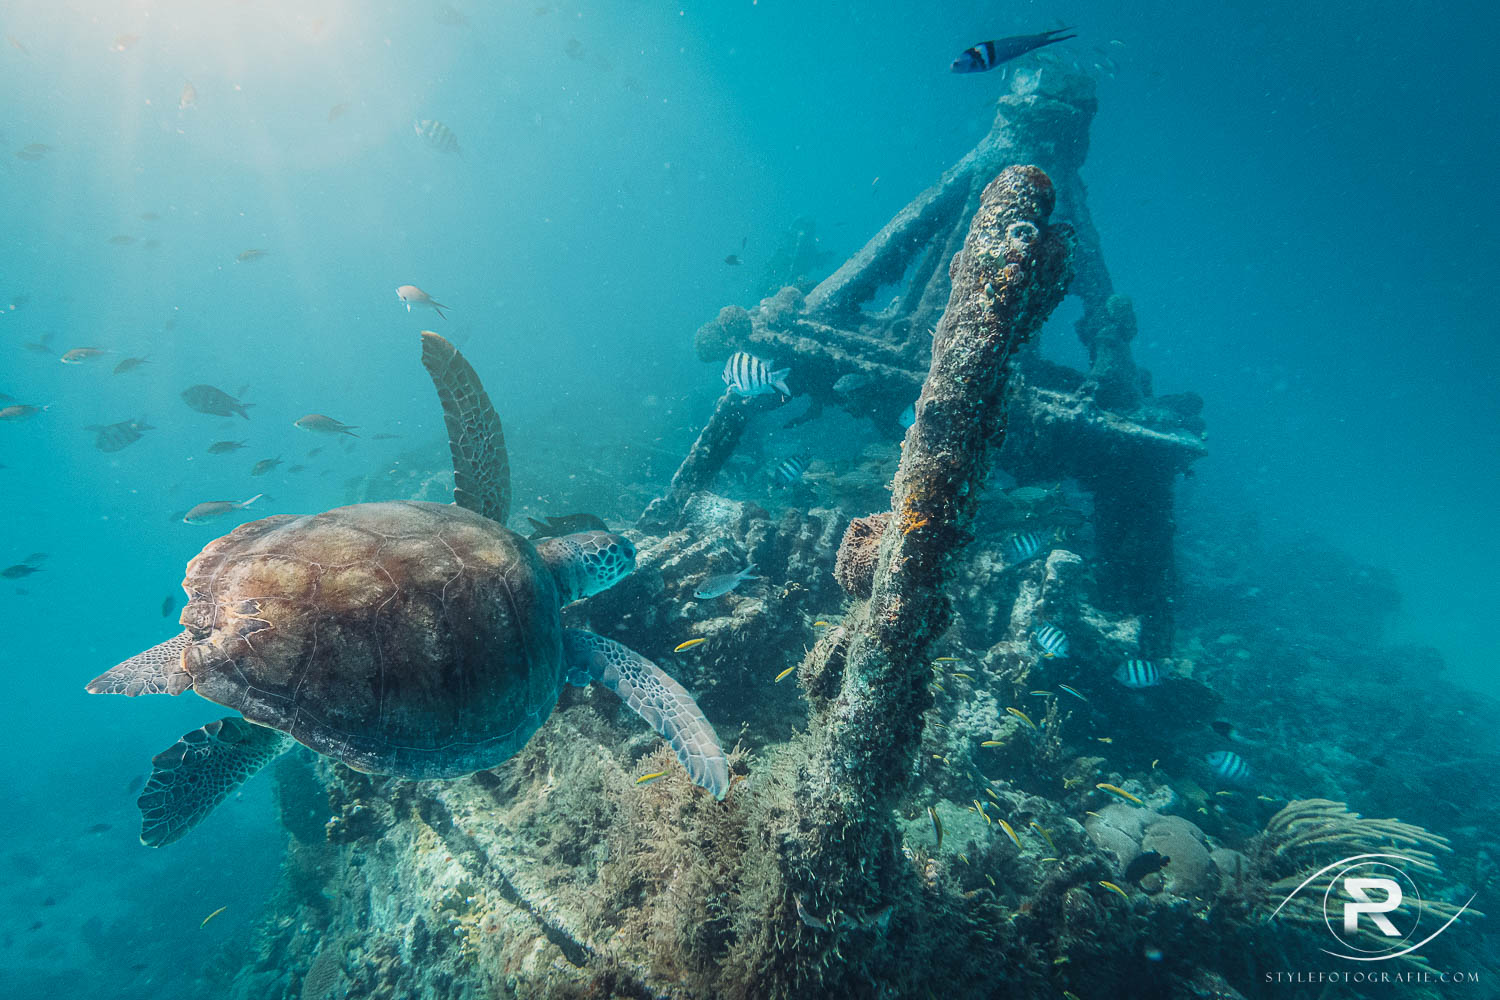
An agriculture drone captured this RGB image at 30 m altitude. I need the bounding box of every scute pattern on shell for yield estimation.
[179,500,564,778]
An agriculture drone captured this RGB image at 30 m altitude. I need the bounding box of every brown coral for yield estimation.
[833,513,888,598]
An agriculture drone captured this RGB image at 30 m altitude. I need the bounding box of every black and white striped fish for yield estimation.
[1033,621,1069,659]
[770,455,807,486]
[722,352,790,398]
[1003,530,1047,566]
[1205,750,1253,786]
[86,418,153,453]
[414,118,461,155]
[950,28,1077,74]
[1114,659,1161,689]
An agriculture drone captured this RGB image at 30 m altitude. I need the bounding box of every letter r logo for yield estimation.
[1344,877,1403,936]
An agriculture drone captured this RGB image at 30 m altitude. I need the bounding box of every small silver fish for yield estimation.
[179,80,197,111]
[207,440,248,455]
[0,404,48,421]
[694,563,758,599]
[236,248,269,263]
[832,373,870,395]
[294,413,358,436]
[250,457,282,476]
[113,356,149,375]
[182,384,252,419]
[60,347,108,364]
[396,285,448,319]
[183,493,262,524]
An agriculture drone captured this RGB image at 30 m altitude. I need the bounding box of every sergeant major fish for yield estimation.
[950,28,1077,74]
[1114,659,1161,689]
[86,419,153,452]
[722,352,789,398]
[694,563,758,599]
[414,119,461,155]
[1205,750,1253,786]
[770,455,807,486]
[1032,621,1069,659]
[1003,530,1047,566]
[183,494,262,524]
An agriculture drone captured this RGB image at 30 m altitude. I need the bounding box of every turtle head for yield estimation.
[536,531,637,605]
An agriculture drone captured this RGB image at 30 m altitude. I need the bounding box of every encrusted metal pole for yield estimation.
[637,391,775,532]
[781,165,1073,993]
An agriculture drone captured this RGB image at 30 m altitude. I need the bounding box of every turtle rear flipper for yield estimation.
[86,631,194,697]
[138,717,294,847]
[420,331,510,524]
[563,629,729,799]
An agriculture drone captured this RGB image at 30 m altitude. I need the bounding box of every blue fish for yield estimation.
[1114,659,1161,689]
[1205,751,1253,786]
[1003,530,1047,566]
[723,352,789,398]
[1033,622,1069,659]
[694,563,759,600]
[950,28,1077,74]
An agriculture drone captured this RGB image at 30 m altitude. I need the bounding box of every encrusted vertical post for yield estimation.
[782,165,1073,993]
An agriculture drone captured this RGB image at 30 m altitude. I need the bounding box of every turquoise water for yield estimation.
[2,2,1495,997]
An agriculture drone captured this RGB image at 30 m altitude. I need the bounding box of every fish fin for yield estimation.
[236,402,254,420]
[86,631,195,697]
[137,717,294,847]
[420,331,511,525]
[431,302,448,320]
[742,563,760,580]
[770,369,791,395]
[564,629,728,799]
[342,427,360,437]
[238,493,263,509]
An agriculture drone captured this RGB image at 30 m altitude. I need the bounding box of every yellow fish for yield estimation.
[950,672,973,681]
[980,740,1003,748]
[1028,822,1056,852]
[200,905,227,928]
[1095,783,1144,806]
[997,819,1022,850]
[1029,689,1053,697]
[1095,736,1114,744]
[673,637,708,652]
[933,656,961,662]
[1098,880,1128,899]
[1064,992,1083,1000]
[774,664,797,683]
[1005,707,1037,730]
[1151,758,1159,769]
[985,874,996,887]
[813,620,833,627]
[928,806,943,850]
[635,771,666,785]
[1057,684,1086,701]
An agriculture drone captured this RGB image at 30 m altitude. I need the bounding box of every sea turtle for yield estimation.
[88,332,728,847]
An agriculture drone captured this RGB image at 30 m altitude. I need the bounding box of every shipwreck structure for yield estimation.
[652,65,1205,651]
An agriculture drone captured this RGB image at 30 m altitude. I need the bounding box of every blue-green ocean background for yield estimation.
[1,1,1495,995]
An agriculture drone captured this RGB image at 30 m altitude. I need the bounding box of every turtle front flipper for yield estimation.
[419,331,511,524]
[86,631,194,697]
[137,717,295,847]
[563,629,730,799]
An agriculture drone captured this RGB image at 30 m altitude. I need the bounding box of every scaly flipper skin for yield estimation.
[137,717,295,847]
[420,331,511,524]
[563,628,729,798]
[86,631,194,697]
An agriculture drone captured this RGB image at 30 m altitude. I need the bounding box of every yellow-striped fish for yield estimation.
[933,656,961,662]
[200,905,227,928]
[1064,992,1083,1000]
[1029,689,1053,697]
[985,874,996,887]
[1095,736,1114,744]
[1005,707,1038,731]
[1098,880,1128,899]
[635,771,666,785]
[1095,783,1144,806]
[1058,684,1086,701]
[951,672,974,681]
[774,664,797,683]
[673,637,708,652]
[997,819,1022,850]
[1028,822,1056,852]
[928,806,943,850]
[813,620,833,627]
[980,740,1003,747]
